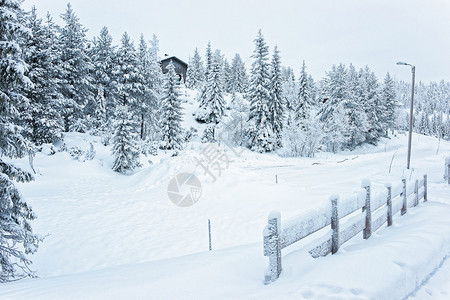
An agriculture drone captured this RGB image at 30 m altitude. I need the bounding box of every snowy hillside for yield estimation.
[1,92,449,299]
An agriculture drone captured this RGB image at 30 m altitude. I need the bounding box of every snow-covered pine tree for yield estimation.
[111,104,141,173]
[0,0,41,282]
[137,33,158,140]
[23,6,63,145]
[359,66,383,144]
[89,26,117,128]
[318,64,350,152]
[186,48,205,90]
[145,34,164,142]
[345,64,369,149]
[296,60,311,124]
[247,30,275,152]
[268,46,284,148]
[230,53,248,94]
[58,3,94,132]
[201,51,226,124]
[93,86,107,132]
[114,32,145,134]
[281,66,297,121]
[204,42,213,80]
[197,42,213,105]
[160,61,184,150]
[381,72,396,136]
[223,58,232,94]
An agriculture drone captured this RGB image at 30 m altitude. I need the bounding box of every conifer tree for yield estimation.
[111,104,141,173]
[230,53,248,94]
[268,46,284,148]
[345,64,369,149]
[296,60,311,124]
[381,72,396,135]
[58,3,93,131]
[0,0,41,282]
[90,26,117,127]
[201,52,226,124]
[114,32,145,130]
[318,64,350,152]
[160,62,184,150]
[247,30,275,152]
[186,48,205,89]
[24,7,63,145]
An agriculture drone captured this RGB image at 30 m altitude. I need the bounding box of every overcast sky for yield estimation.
[23,0,450,83]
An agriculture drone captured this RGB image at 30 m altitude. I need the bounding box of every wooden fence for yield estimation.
[263,174,428,284]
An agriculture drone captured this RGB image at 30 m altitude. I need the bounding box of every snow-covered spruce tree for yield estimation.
[223,58,232,94]
[89,26,117,129]
[185,48,205,90]
[92,86,107,132]
[247,30,275,152]
[318,64,350,152]
[230,53,248,94]
[58,3,93,132]
[0,0,41,282]
[345,64,369,149]
[114,32,145,133]
[296,60,311,125]
[160,61,184,150]
[282,66,297,121]
[359,66,383,144]
[197,42,213,105]
[268,46,285,148]
[137,33,158,140]
[23,7,63,145]
[144,34,164,142]
[198,51,225,124]
[111,104,141,173]
[381,72,396,136]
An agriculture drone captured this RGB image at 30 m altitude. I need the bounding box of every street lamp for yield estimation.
[396,61,416,170]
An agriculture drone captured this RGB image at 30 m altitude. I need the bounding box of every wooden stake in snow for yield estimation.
[424,174,428,202]
[446,157,450,184]
[208,219,212,251]
[362,180,372,239]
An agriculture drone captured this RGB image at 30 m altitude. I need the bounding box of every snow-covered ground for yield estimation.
[1,95,449,299]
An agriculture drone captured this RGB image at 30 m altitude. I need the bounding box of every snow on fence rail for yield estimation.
[263,174,428,284]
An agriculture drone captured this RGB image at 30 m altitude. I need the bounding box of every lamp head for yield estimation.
[396,62,408,65]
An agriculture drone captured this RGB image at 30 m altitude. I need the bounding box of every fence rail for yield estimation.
[263,174,428,284]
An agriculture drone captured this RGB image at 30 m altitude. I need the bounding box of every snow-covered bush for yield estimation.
[202,125,216,143]
[69,147,84,160]
[84,143,96,160]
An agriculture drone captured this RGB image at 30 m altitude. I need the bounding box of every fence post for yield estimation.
[208,219,212,251]
[264,211,281,283]
[401,177,407,215]
[386,183,393,227]
[446,157,450,184]
[362,180,372,239]
[331,195,339,254]
[414,180,419,206]
[423,174,427,202]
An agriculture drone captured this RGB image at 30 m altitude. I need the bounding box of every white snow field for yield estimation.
[1,97,449,299]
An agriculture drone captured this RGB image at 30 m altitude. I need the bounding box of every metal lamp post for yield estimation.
[396,61,415,170]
